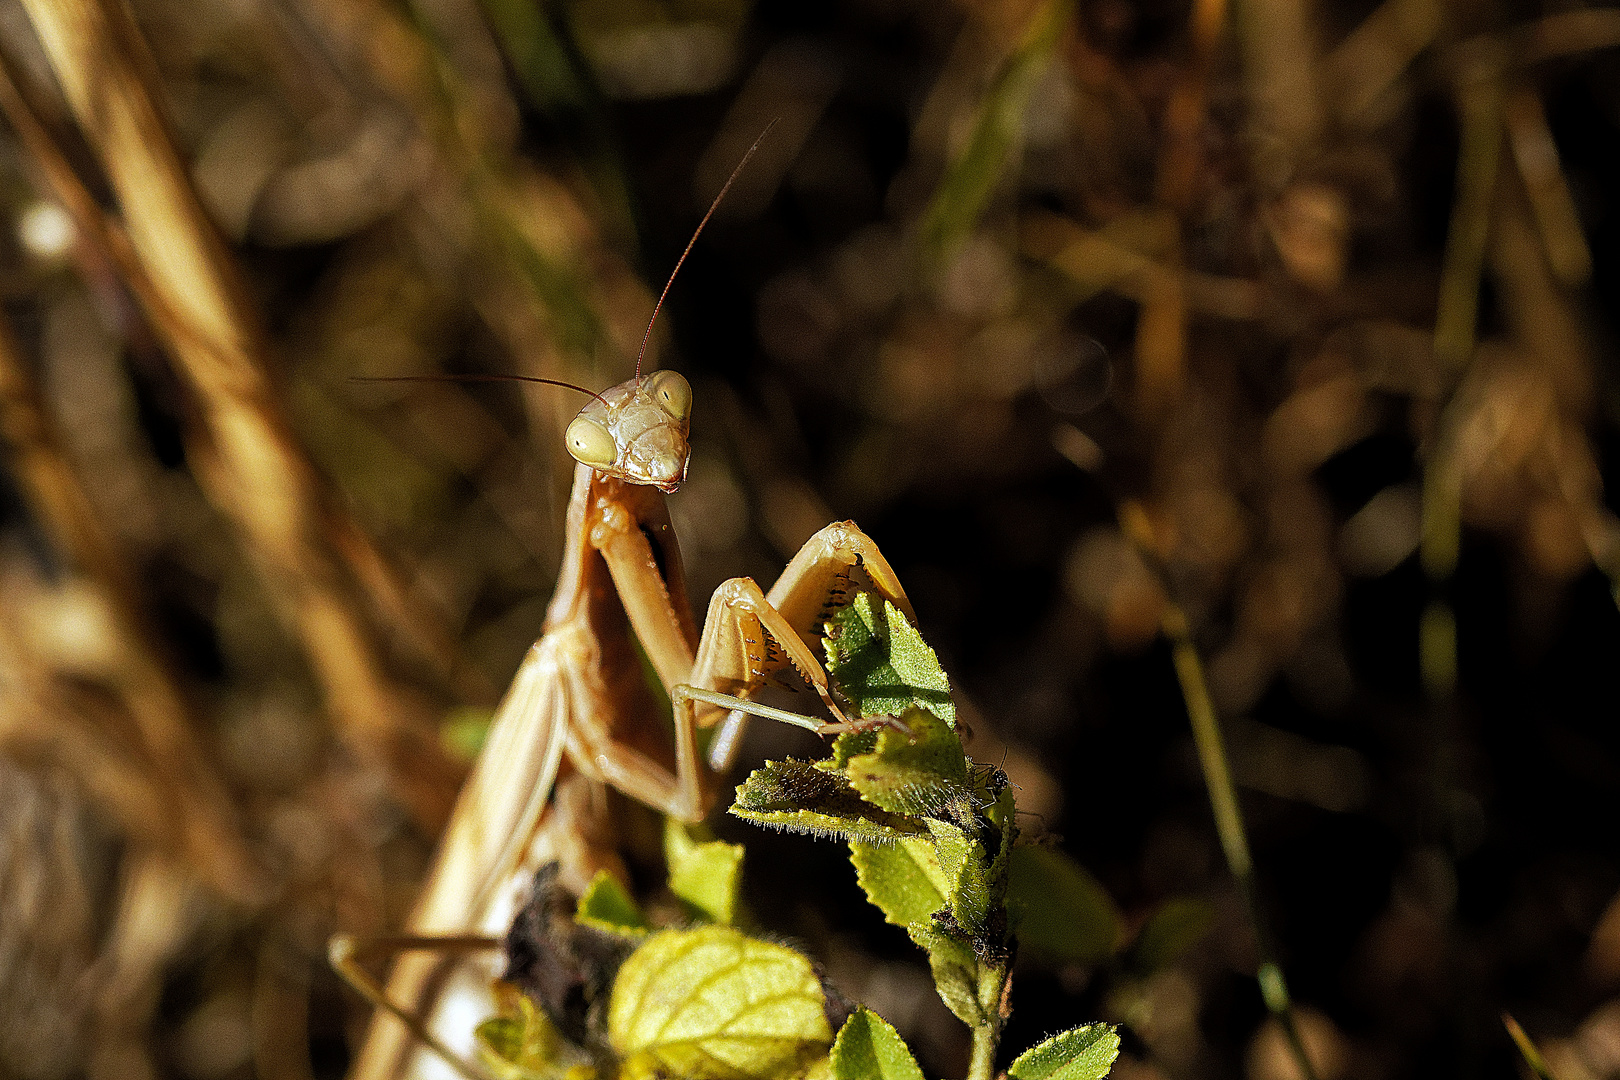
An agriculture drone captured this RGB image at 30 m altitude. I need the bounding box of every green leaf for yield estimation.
[476,986,575,1080]
[732,760,925,844]
[844,708,973,822]
[824,594,955,726]
[609,926,833,1080]
[831,729,879,769]
[926,819,1000,939]
[666,820,746,926]
[442,705,495,762]
[830,1008,925,1080]
[914,925,989,1028]
[983,786,1016,924]
[1126,897,1216,975]
[850,838,948,938]
[1007,847,1121,967]
[1007,1025,1120,1080]
[575,870,650,939]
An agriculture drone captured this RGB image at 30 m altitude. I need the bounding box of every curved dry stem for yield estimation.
[13,0,467,830]
[0,308,264,902]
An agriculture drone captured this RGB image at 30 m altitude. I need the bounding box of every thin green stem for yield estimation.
[969,1022,998,1080]
[1422,52,1502,707]
[1121,502,1317,1080]
[1159,608,1318,1080]
[1165,617,1250,878]
[1504,1013,1563,1080]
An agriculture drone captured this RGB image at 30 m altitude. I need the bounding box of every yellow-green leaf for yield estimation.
[915,926,988,1028]
[850,838,947,938]
[1007,1025,1120,1080]
[666,820,746,925]
[610,927,833,1080]
[1127,897,1215,975]
[927,820,996,937]
[576,870,650,939]
[830,1008,925,1080]
[476,986,574,1080]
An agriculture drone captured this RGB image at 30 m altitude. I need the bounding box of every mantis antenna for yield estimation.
[634,119,779,378]
[356,120,777,395]
[349,373,609,409]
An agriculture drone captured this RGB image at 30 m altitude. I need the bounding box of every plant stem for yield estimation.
[1172,612,1321,1075]
[966,960,1008,1080]
[969,1022,998,1080]
[1122,500,1318,1080]
[1421,49,1502,707]
[1162,609,1319,1080]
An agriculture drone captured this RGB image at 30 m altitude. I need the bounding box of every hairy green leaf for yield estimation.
[1007,1025,1120,1080]
[830,1008,925,1080]
[831,729,879,769]
[850,838,948,937]
[476,986,570,1080]
[609,926,833,1080]
[733,760,925,843]
[1127,897,1216,975]
[926,819,998,939]
[983,786,1016,922]
[825,594,954,726]
[666,820,746,926]
[914,925,989,1028]
[845,708,972,822]
[1007,847,1120,966]
[575,870,649,939]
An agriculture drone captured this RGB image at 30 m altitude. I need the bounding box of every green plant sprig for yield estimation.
[731,592,1119,1080]
[479,592,1123,1080]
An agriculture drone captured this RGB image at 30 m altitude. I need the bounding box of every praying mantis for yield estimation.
[338,143,918,1080]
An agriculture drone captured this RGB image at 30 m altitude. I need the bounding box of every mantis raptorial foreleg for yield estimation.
[676,521,917,777]
[564,486,914,823]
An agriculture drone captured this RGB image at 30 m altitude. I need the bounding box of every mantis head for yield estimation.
[563,370,692,492]
[557,121,773,493]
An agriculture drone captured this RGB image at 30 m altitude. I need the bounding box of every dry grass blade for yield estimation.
[0,760,104,1080]
[15,0,466,829]
[1503,89,1592,288]
[1234,0,1323,178]
[1323,0,1441,127]
[1026,212,1262,320]
[0,309,263,903]
[0,633,173,865]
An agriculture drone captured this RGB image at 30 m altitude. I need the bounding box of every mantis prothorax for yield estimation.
[341,136,916,1080]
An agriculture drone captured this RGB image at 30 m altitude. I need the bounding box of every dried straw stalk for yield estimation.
[0,309,263,902]
[15,0,466,829]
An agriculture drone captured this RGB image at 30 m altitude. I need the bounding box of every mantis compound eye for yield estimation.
[645,370,692,423]
[565,417,619,469]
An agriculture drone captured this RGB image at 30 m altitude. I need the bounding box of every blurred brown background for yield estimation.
[0,0,1618,1077]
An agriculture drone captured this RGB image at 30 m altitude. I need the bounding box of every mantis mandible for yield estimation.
[339,138,917,1080]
